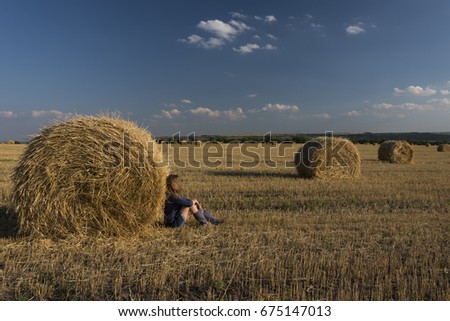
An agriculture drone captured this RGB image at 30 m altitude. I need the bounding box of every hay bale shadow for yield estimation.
[209,170,298,179]
[0,205,19,238]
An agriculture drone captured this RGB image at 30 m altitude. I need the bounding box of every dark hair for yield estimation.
[166,174,181,196]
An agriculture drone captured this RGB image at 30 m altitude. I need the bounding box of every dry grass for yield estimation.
[10,116,168,237]
[0,143,449,300]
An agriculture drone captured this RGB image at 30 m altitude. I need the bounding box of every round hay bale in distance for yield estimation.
[11,116,168,237]
[7,140,15,144]
[437,144,450,152]
[378,140,413,164]
[294,137,361,179]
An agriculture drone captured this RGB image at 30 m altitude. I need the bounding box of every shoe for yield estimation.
[210,218,224,225]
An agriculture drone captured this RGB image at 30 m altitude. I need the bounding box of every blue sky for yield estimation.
[1,0,450,140]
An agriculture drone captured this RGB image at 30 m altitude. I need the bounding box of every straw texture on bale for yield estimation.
[294,137,361,179]
[11,116,168,237]
[437,144,450,152]
[378,140,413,164]
[7,140,15,144]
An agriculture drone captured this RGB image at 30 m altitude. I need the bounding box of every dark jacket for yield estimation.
[164,194,193,226]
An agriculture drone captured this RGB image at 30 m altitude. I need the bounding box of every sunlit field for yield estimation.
[0,143,449,300]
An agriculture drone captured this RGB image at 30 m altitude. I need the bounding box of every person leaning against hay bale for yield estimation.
[164,174,224,227]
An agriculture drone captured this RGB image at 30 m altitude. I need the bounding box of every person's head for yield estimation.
[166,174,181,195]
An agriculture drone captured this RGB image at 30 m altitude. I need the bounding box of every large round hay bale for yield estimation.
[437,144,450,152]
[11,116,168,237]
[294,137,361,179]
[7,140,15,144]
[378,140,413,164]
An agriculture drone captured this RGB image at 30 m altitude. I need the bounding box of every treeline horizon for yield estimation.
[156,132,450,145]
[3,131,450,145]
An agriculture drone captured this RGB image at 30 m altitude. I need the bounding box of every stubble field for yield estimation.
[0,143,449,300]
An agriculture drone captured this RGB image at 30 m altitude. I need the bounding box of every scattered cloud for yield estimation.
[427,98,450,107]
[311,113,331,119]
[372,102,433,112]
[178,34,225,49]
[265,15,277,23]
[223,107,246,120]
[197,19,250,40]
[233,43,260,54]
[303,14,326,36]
[230,12,247,19]
[247,93,258,98]
[179,19,252,49]
[161,109,181,119]
[233,43,277,54]
[346,23,366,35]
[440,89,450,95]
[310,22,324,31]
[343,110,363,117]
[252,34,261,40]
[262,103,299,112]
[0,111,16,118]
[1,109,73,120]
[371,103,394,110]
[180,99,192,104]
[31,110,70,119]
[189,107,221,118]
[393,85,437,96]
[266,33,278,40]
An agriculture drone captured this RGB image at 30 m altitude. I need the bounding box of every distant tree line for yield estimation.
[156,132,450,145]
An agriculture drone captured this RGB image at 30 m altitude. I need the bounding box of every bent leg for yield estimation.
[203,210,224,225]
[190,204,208,225]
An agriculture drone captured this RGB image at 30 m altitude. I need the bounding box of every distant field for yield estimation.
[0,143,449,300]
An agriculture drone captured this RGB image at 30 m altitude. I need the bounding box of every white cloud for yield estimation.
[346,23,366,35]
[439,89,450,95]
[428,98,450,107]
[178,34,225,49]
[189,107,220,118]
[310,22,324,31]
[262,104,299,112]
[247,93,257,98]
[233,43,277,54]
[223,107,246,120]
[0,111,16,118]
[394,85,437,96]
[400,103,433,111]
[233,43,260,54]
[31,110,69,119]
[254,16,263,21]
[263,44,277,50]
[252,34,261,39]
[180,99,192,104]
[197,19,251,40]
[344,110,363,117]
[265,15,277,23]
[311,113,331,119]
[180,19,251,49]
[230,12,247,19]
[228,20,252,33]
[266,33,277,40]
[371,102,433,112]
[161,109,181,119]
[372,103,394,110]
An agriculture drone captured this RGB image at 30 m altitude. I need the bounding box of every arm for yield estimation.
[168,194,193,208]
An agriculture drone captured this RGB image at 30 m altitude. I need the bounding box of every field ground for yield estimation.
[0,143,449,300]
